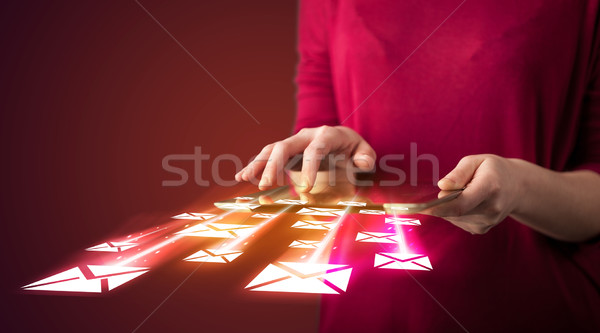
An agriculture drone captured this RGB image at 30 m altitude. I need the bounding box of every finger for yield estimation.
[235,165,248,182]
[438,155,486,190]
[352,140,376,170]
[258,195,274,204]
[428,175,491,218]
[242,145,274,182]
[444,216,495,235]
[260,136,310,190]
[300,139,332,192]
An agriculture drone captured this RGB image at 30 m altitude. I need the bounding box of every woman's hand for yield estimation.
[426,154,523,235]
[235,125,376,192]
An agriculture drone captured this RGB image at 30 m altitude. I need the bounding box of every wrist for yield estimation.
[506,158,532,216]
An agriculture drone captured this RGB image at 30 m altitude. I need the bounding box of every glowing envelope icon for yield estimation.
[183,249,243,263]
[296,207,346,217]
[359,209,385,215]
[22,265,149,293]
[355,231,398,244]
[291,220,337,230]
[216,203,260,211]
[337,201,366,207]
[245,262,353,294]
[289,240,323,249]
[384,217,421,225]
[176,223,257,239]
[274,199,308,205]
[374,253,432,271]
[171,213,217,220]
[86,241,137,252]
[252,213,278,219]
[235,196,255,200]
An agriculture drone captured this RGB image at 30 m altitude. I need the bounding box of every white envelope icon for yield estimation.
[217,203,260,211]
[245,262,353,294]
[337,201,366,207]
[86,241,137,252]
[359,209,385,215]
[274,199,308,205]
[296,207,346,217]
[171,212,217,220]
[22,265,149,293]
[374,253,432,271]
[252,213,278,219]
[176,223,256,238]
[183,249,243,263]
[291,220,336,230]
[384,217,421,225]
[355,231,398,244]
[235,196,255,200]
[290,240,323,249]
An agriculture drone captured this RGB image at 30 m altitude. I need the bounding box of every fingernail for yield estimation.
[259,176,271,189]
[300,176,311,192]
[438,178,456,188]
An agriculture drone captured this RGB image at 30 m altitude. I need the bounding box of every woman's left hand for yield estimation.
[425,154,523,235]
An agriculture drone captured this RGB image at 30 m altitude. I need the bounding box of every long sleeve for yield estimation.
[572,19,600,175]
[294,0,338,133]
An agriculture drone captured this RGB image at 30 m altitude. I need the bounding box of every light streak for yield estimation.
[116,210,237,266]
[393,211,410,254]
[307,206,351,263]
[220,206,292,251]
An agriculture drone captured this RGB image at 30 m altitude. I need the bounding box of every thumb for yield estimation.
[352,140,376,170]
[438,155,485,190]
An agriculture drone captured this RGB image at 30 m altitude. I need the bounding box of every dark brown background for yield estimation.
[0,1,307,331]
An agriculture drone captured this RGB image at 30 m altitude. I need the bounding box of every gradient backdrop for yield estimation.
[0,1,307,331]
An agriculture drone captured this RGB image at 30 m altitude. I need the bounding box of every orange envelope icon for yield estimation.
[176,223,257,238]
[290,240,323,249]
[86,241,137,252]
[171,212,217,220]
[337,201,367,207]
[291,220,337,230]
[216,203,260,211]
[359,209,385,215]
[183,249,243,263]
[274,199,308,205]
[355,231,398,244]
[296,207,346,217]
[235,196,255,200]
[251,213,278,219]
[384,217,421,225]
[245,262,353,294]
[374,253,432,271]
[22,265,149,293]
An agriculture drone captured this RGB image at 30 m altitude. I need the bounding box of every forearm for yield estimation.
[509,159,600,242]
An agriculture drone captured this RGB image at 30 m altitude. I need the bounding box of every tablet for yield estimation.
[215,169,462,215]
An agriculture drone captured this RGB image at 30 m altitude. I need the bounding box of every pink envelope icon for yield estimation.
[374,253,432,271]
[359,209,385,215]
[245,262,353,294]
[22,265,149,293]
[355,231,398,244]
[384,217,421,225]
[337,201,366,207]
[86,241,137,252]
[183,249,243,263]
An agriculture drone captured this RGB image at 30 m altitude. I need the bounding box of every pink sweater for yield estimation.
[294,0,600,331]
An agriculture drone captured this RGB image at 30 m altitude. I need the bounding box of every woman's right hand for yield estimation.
[234,125,376,192]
